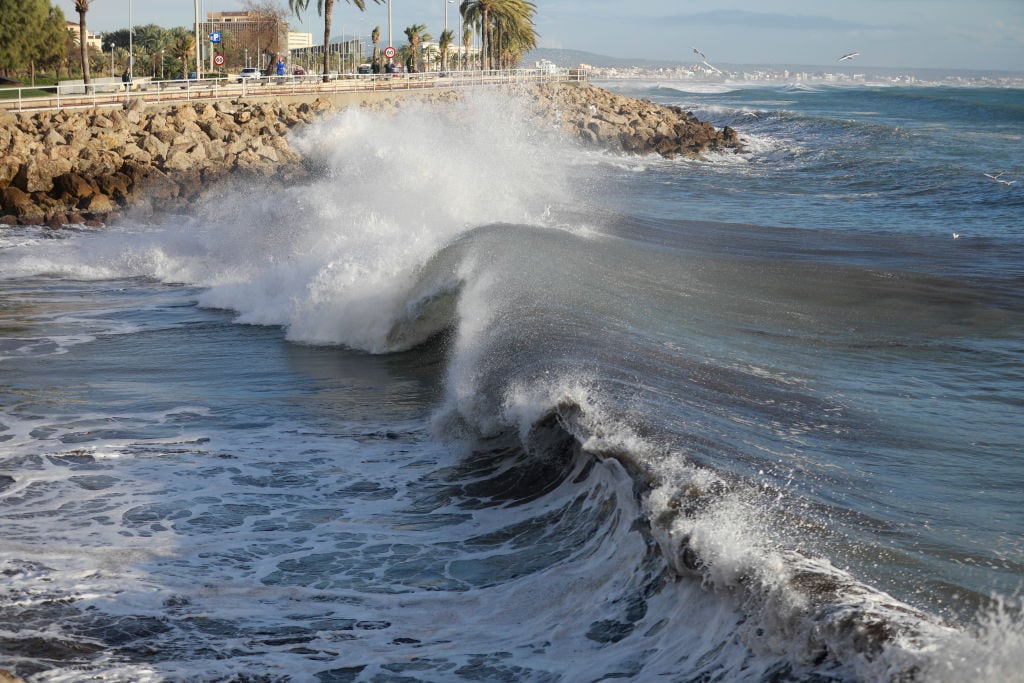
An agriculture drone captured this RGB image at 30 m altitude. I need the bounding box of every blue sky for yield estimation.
[57,0,1024,71]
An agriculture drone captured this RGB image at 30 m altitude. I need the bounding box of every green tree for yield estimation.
[492,1,535,68]
[287,0,381,83]
[371,24,380,70]
[402,23,428,73]
[134,24,171,78]
[438,28,453,73]
[169,26,195,80]
[0,0,66,80]
[459,0,534,70]
[461,25,471,71]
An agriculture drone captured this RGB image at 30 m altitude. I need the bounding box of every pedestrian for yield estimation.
[122,69,132,91]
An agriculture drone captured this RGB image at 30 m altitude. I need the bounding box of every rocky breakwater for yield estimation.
[0,97,328,227]
[0,83,741,228]
[523,82,742,159]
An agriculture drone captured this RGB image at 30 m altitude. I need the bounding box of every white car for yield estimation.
[237,67,262,83]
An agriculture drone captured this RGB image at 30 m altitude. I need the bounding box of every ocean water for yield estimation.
[1,79,1022,681]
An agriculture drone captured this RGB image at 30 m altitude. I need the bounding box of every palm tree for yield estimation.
[371,25,381,71]
[169,27,195,80]
[287,0,381,83]
[74,0,92,86]
[460,0,534,70]
[134,24,169,78]
[492,1,535,68]
[438,29,453,73]
[402,23,428,73]
[459,25,471,71]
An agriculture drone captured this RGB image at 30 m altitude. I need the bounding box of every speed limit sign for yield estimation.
[383,46,397,59]
[213,53,225,67]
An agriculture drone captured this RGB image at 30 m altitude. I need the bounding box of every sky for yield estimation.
[56,0,1024,72]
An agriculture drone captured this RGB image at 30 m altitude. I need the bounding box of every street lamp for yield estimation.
[107,41,114,78]
[128,0,133,74]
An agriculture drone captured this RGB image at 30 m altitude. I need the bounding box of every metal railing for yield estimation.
[0,68,586,114]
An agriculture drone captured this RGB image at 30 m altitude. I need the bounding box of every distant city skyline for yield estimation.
[55,0,1024,72]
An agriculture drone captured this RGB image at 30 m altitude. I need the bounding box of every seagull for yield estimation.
[838,52,860,62]
[952,232,961,239]
[692,47,707,60]
[985,171,1017,185]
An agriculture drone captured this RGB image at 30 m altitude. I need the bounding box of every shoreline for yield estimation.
[0,83,741,228]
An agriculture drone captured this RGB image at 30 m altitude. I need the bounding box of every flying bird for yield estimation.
[838,52,860,62]
[984,171,1017,186]
[692,47,707,60]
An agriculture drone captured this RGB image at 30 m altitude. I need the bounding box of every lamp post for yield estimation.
[194,0,202,78]
[387,0,392,55]
[161,49,165,79]
[127,0,133,75]
[108,41,114,78]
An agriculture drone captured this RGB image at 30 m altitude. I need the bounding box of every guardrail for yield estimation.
[0,68,586,114]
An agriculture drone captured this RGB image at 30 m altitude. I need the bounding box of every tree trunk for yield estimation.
[322,0,334,83]
[79,10,92,86]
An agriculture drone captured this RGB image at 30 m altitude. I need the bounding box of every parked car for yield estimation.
[237,67,262,83]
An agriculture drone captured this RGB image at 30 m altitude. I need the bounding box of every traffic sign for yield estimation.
[210,31,221,43]
[383,46,397,59]
[213,53,225,67]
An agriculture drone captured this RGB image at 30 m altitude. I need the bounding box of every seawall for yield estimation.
[0,83,741,227]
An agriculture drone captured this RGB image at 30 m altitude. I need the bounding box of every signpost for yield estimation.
[210,32,221,74]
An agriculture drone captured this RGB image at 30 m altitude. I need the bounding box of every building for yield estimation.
[288,32,313,51]
[290,37,365,75]
[198,10,289,71]
[65,20,103,52]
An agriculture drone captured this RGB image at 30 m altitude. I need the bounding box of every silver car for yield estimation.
[237,67,262,83]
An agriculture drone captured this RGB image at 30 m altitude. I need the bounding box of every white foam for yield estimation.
[0,91,579,353]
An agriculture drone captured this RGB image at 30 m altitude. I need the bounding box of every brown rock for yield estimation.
[79,193,116,214]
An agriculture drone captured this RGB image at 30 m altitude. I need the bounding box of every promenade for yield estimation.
[0,68,585,114]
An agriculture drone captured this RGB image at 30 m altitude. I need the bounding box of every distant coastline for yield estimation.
[526,49,1024,88]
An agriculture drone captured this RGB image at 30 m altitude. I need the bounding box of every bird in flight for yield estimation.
[984,171,1017,186]
[692,47,707,60]
[838,52,860,61]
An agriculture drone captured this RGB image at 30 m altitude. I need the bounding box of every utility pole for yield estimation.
[194,0,202,78]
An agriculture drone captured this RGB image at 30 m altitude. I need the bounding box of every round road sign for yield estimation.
[213,53,225,67]
[383,46,397,59]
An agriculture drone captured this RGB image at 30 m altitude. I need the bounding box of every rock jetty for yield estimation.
[0,82,741,227]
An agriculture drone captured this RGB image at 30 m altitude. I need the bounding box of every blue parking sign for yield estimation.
[210,31,221,43]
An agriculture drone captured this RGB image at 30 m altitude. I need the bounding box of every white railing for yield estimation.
[0,68,586,114]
